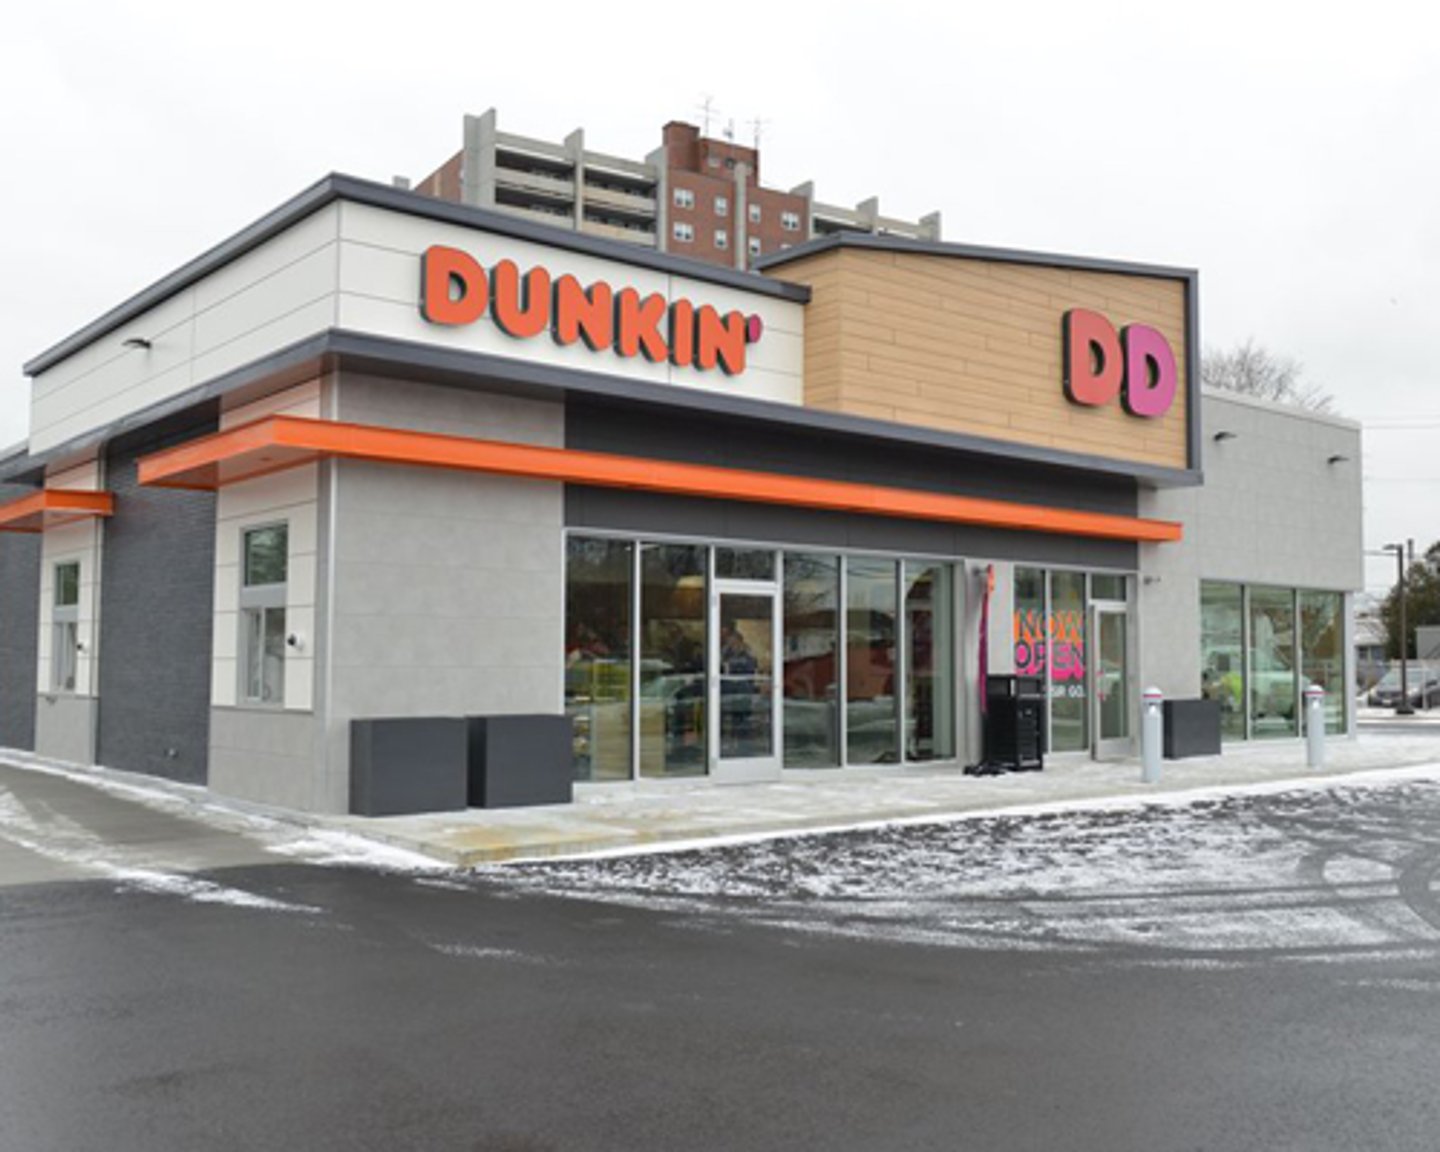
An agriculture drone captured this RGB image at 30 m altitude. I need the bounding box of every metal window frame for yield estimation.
[51,561,81,694]
[237,521,289,708]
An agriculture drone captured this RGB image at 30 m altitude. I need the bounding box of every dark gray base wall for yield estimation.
[35,695,98,764]
[209,708,323,812]
[0,521,40,752]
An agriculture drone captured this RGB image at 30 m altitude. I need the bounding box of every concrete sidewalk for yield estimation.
[5,726,1439,868]
[327,726,1440,866]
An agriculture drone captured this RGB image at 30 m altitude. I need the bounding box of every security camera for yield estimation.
[286,632,305,651]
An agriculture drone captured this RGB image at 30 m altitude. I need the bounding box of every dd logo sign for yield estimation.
[1062,309,1177,419]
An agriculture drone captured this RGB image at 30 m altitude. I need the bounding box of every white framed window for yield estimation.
[239,523,288,706]
[715,229,728,250]
[748,236,762,257]
[673,221,694,244]
[672,187,694,209]
[52,561,80,693]
[781,210,801,232]
[748,203,761,224]
[715,195,728,216]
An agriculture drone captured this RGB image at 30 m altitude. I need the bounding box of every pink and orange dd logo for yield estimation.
[1062,309,1177,419]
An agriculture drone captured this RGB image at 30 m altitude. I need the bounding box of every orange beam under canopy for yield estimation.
[137,415,1183,544]
[0,488,115,533]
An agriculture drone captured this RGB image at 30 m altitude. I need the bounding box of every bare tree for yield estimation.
[1201,339,1335,412]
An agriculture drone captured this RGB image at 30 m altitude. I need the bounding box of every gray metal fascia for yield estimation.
[753,229,1199,282]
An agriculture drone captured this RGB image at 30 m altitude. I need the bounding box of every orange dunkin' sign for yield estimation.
[420,245,763,376]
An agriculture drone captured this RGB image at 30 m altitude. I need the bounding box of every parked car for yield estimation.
[1368,665,1440,709]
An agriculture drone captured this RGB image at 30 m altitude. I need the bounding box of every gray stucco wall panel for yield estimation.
[322,376,566,814]
[96,413,219,783]
[35,695,97,764]
[209,707,321,811]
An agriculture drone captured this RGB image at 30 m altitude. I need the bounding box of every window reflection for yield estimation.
[640,544,707,777]
[1200,581,1246,740]
[905,561,954,760]
[565,537,633,781]
[1249,586,1298,739]
[784,553,840,767]
[846,558,898,763]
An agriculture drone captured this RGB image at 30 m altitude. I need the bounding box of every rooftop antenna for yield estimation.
[697,94,716,136]
[723,118,735,142]
[749,116,770,150]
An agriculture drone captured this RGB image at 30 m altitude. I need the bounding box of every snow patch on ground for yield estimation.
[0,787,319,914]
[505,777,1440,961]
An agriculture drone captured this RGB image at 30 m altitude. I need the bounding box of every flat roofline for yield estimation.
[24,173,810,378]
[754,229,1198,282]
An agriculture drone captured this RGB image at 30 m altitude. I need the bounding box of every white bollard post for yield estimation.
[1142,686,1164,784]
[1305,684,1326,770]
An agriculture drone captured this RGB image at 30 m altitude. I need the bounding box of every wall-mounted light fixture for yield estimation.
[1212,431,1238,442]
[1327,454,1350,465]
[121,337,152,350]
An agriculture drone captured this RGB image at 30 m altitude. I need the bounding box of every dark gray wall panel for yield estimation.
[97,408,219,783]
[564,401,1139,570]
[566,399,1140,515]
[0,484,40,751]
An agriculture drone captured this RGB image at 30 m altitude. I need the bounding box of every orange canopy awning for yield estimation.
[0,488,114,533]
[137,414,1182,544]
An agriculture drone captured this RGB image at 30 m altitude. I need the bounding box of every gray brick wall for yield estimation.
[97,410,218,782]
[0,485,40,751]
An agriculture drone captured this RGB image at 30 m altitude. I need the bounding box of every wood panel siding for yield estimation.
[770,248,1190,471]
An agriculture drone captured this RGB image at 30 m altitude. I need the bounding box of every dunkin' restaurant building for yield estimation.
[0,176,1361,813]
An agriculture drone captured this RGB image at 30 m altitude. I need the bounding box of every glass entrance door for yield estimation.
[1092,607,1131,759]
[710,583,781,781]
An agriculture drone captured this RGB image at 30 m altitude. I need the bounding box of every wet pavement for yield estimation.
[2,752,1440,1149]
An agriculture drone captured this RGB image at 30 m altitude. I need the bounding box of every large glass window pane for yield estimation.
[1301,590,1346,735]
[1097,611,1128,740]
[846,557,898,763]
[1048,571,1089,752]
[783,553,840,768]
[1250,586,1298,739]
[1201,581,1246,740]
[640,544,707,778]
[715,547,775,582]
[1090,573,1127,602]
[1013,567,1046,681]
[905,562,954,761]
[55,562,80,608]
[719,593,774,759]
[243,525,288,587]
[565,537,633,782]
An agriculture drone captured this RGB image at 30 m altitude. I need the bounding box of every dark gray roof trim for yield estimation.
[25,175,811,377]
[754,229,1199,281]
[6,327,1202,490]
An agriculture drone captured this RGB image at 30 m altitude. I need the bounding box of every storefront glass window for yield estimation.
[1091,573,1127,602]
[565,537,633,781]
[846,557,898,763]
[639,543,708,777]
[904,562,954,761]
[782,553,840,768]
[715,547,776,582]
[1300,590,1346,735]
[1013,567,1045,683]
[1200,581,1246,740]
[1048,571,1089,752]
[1249,586,1298,739]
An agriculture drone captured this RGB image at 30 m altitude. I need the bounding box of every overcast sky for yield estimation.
[3,1,1435,596]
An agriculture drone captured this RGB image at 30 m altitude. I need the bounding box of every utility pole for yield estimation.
[1387,542,1414,715]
